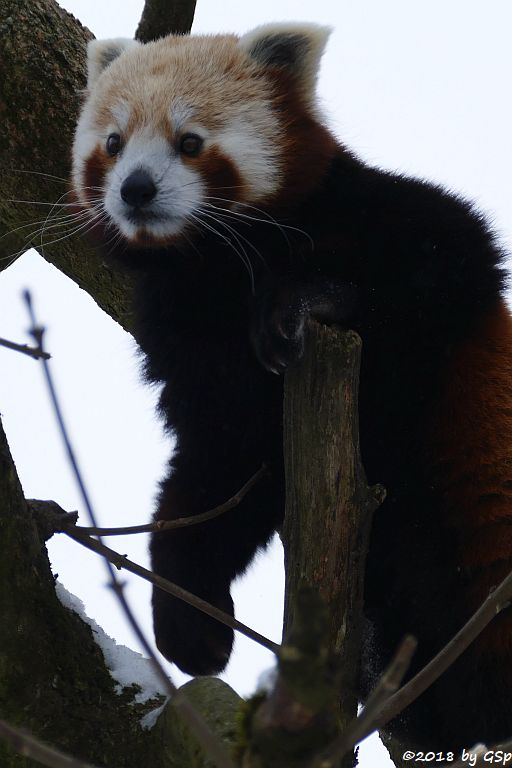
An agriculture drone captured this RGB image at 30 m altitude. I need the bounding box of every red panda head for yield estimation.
[72,24,335,248]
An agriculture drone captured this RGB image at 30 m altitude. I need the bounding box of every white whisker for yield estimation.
[38,208,107,252]
[0,208,105,265]
[203,195,314,251]
[190,210,256,291]
[0,210,90,241]
[1,168,70,184]
[4,195,103,208]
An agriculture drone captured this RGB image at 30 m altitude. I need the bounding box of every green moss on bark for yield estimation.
[0,418,161,766]
[151,678,242,767]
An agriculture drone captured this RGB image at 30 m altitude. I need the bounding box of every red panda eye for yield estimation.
[106,133,122,157]
[180,133,203,157]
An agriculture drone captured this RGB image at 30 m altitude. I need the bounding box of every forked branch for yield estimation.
[65,524,280,655]
[70,464,269,536]
[0,336,50,360]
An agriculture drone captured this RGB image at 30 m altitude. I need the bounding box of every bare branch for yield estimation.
[358,567,512,742]
[72,464,269,536]
[0,336,50,360]
[29,495,279,655]
[135,0,197,42]
[0,720,99,768]
[66,525,280,656]
[311,635,417,767]
[362,636,418,712]
[107,579,236,768]
[26,292,236,768]
[248,588,341,767]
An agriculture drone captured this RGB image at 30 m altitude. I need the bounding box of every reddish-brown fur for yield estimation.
[83,148,109,202]
[193,147,247,201]
[430,299,512,648]
[269,72,339,211]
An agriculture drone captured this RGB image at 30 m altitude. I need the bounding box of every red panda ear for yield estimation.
[86,38,140,89]
[239,22,331,99]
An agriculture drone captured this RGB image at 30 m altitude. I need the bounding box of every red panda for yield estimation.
[72,24,512,752]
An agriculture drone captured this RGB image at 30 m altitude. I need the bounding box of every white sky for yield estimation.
[1,2,512,766]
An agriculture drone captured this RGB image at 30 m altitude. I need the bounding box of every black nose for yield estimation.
[120,170,157,208]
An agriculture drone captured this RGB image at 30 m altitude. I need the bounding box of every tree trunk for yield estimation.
[0,417,162,766]
[0,0,135,328]
[282,322,384,759]
[241,325,384,768]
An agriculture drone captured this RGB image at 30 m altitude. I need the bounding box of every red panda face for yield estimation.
[72,25,333,248]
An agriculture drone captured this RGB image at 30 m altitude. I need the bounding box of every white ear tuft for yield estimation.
[86,38,140,89]
[239,22,332,98]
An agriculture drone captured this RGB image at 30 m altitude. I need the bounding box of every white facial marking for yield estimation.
[111,101,131,133]
[170,99,197,134]
[103,129,205,240]
[216,115,280,200]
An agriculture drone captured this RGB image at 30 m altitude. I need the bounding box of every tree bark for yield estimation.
[282,323,384,755]
[0,0,135,328]
[241,324,384,768]
[0,417,151,767]
[0,414,242,766]
[136,0,197,41]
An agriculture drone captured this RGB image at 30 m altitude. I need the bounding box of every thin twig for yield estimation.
[0,720,99,768]
[66,525,280,655]
[29,494,279,653]
[311,635,417,767]
[357,568,512,743]
[25,291,236,768]
[350,635,417,741]
[0,335,50,360]
[109,579,236,768]
[71,464,269,536]
[311,563,512,766]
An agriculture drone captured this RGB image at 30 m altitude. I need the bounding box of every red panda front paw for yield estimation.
[251,278,356,374]
[251,282,308,374]
[152,584,234,676]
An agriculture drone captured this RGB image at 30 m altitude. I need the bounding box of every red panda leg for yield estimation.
[377,300,512,749]
[150,459,283,676]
